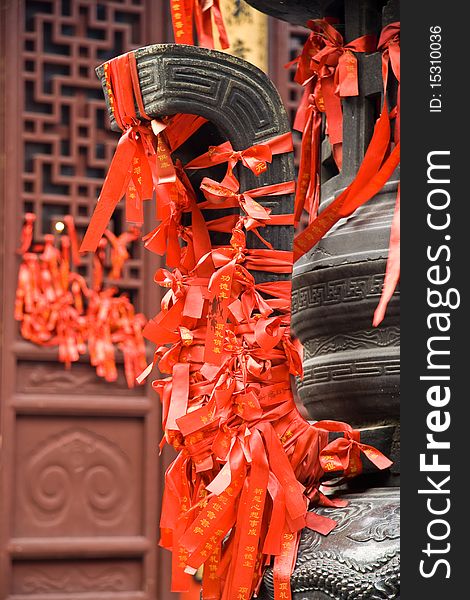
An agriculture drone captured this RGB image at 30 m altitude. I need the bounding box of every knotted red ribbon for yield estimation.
[170,0,230,50]
[307,19,376,97]
[290,20,376,224]
[200,177,295,246]
[294,23,400,257]
[293,89,323,224]
[293,20,376,171]
[80,53,172,253]
[293,23,400,329]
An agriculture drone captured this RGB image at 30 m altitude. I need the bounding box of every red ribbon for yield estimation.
[80,53,165,253]
[373,184,400,326]
[293,89,322,224]
[200,178,295,246]
[292,19,376,175]
[289,19,376,224]
[372,22,400,324]
[63,215,81,266]
[17,213,36,255]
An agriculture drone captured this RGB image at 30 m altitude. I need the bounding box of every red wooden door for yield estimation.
[0,1,176,598]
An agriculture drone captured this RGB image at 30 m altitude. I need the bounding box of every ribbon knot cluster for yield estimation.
[15,216,147,387]
[77,49,393,600]
[292,19,401,327]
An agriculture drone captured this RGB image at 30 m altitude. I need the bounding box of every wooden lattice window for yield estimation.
[21,0,161,310]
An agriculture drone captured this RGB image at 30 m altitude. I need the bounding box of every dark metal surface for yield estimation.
[259,488,400,599]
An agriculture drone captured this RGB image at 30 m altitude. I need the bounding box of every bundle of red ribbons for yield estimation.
[291,19,400,325]
[15,215,146,387]
[170,0,229,49]
[79,50,392,600]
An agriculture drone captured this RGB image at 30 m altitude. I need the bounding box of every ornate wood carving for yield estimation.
[14,419,143,537]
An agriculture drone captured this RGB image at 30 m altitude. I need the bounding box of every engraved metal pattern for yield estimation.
[259,488,400,600]
[300,357,400,386]
[292,274,385,312]
[302,327,400,359]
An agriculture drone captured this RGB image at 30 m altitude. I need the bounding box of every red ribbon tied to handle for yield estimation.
[201,176,294,222]
[306,19,376,97]
[293,20,400,263]
[290,20,376,222]
[314,420,393,476]
[300,20,376,170]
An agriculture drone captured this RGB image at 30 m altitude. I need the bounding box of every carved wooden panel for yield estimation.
[16,358,147,396]
[12,559,143,595]
[0,1,171,599]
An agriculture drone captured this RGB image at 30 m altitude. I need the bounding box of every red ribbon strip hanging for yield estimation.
[373,22,400,325]
[16,212,36,255]
[104,226,141,280]
[63,215,82,266]
[170,0,230,50]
